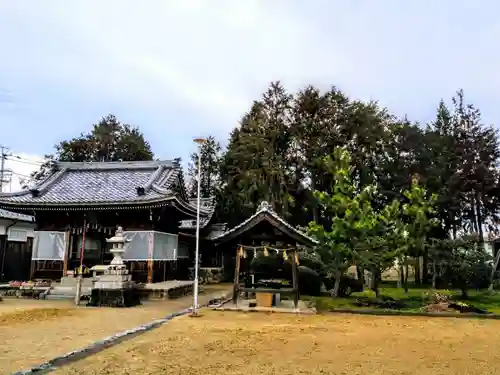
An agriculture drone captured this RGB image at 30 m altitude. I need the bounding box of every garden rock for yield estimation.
[448,302,490,314]
[354,297,407,309]
[422,302,454,313]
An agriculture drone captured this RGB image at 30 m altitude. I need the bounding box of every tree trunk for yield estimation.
[460,287,468,299]
[396,264,402,289]
[488,248,500,291]
[414,258,421,285]
[451,210,457,240]
[371,268,380,298]
[403,260,409,293]
[311,176,319,223]
[332,271,341,297]
[431,260,437,289]
[476,191,484,243]
[356,266,364,288]
[422,250,429,285]
[399,262,405,290]
[470,193,478,234]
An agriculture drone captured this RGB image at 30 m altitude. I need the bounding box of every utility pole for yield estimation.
[0,145,6,193]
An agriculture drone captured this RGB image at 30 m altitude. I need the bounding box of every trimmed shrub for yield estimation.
[297,266,322,296]
[298,257,325,274]
[323,275,363,297]
[339,275,363,296]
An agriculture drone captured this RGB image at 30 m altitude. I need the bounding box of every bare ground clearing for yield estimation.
[0,285,230,374]
[55,310,500,375]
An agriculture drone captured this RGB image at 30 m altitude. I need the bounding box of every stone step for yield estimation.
[45,294,74,300]
[60,277,93,287]
[49,286,91,296]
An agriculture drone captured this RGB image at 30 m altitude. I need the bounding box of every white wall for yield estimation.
[0,219,36,238]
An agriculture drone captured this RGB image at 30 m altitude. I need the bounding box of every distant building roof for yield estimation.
[0,160,214,219]
[0,208,35,223]
[209,201,318,247]
[178,197,217,229]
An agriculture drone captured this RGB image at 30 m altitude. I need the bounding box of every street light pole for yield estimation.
[192,137,207,316]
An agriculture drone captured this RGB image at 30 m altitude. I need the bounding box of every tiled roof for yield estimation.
[205,223,228,238]
[178,197,216,229]
[0,160,212,211]
[209,201,318,247]
[0,208,35,222]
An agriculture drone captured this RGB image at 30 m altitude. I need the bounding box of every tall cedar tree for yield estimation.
[220,82,294,226]
[187,136,222,199]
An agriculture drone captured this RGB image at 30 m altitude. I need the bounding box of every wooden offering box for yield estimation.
[256,292,273,307]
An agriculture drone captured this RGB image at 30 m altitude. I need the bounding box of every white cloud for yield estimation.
[0,0,338,128]
[1,0,500,160]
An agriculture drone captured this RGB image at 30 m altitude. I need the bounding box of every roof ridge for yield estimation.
[210,201,318,246]
[141,165,166,194]
[56,160,176,170]
[0,158,219,213]
[32,168,68,196]
[0,167,67,198]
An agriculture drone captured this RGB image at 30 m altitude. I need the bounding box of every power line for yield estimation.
[1,148,43,192]
[8,154,44,164]
[10,170,32,178]
[4,156,43,166]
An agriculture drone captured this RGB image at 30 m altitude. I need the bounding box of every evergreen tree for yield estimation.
[187,136,222,199]
[29,114,153,182]
[219,82,294,225]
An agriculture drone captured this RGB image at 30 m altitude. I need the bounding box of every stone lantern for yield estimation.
[87,226,140,307]
[107,226,130,267]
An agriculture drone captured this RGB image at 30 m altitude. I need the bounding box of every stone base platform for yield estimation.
[215,299,316,314]
[87,288,141,308]
[140,280,194,300]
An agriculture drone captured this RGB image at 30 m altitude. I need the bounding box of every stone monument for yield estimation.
[87,227,141,307]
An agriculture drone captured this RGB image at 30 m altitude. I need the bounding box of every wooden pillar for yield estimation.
[30,260,35,280]
[147,233,153,284]
[232,247,241,304]
[291,249,299,309]
[62,229,70,277]
[147,260,153,284]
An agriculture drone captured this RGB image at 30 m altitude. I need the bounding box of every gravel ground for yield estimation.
[0,285,230,374]
[55,310,500,375]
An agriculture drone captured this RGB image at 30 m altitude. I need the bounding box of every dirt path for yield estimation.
[0,286,230,374]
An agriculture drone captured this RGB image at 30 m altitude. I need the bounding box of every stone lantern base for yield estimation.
[88,288,141,308]
[87,265,141,308]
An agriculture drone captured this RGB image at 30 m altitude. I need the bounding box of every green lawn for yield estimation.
[312,284,500,314]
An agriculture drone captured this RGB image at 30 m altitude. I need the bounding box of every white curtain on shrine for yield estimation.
[123,231,178,261]
[32,231,66,260]
[153,231,178,260]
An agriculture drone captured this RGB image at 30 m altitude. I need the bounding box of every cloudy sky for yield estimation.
[1,0,499,191]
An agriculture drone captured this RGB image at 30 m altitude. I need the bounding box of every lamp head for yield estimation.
[193,137,208,145]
